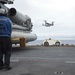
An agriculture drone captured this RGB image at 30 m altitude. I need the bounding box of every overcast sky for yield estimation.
[6,0,75,40]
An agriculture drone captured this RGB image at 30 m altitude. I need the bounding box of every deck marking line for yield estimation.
[10,60,19,62]
[65,61,75,63]
[12,57,75,60]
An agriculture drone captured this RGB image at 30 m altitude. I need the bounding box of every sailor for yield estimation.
[0,8,12,70]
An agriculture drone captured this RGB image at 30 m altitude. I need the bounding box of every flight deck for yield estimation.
[0,46,75,75]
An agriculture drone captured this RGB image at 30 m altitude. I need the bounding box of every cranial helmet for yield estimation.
[0,8,6,15]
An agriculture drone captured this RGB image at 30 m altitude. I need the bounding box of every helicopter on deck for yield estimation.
[42,20,54,27]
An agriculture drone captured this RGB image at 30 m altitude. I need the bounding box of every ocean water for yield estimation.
[27,40,75,45]
[61,40,75,45]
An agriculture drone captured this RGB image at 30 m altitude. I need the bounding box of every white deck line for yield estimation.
[65,61,75,64]
[10,60,19,62]
[11,57,75,61]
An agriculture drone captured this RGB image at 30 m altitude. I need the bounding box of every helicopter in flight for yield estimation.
[42,20,54,27]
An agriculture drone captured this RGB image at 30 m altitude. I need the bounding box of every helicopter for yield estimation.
[42,20,54,27]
